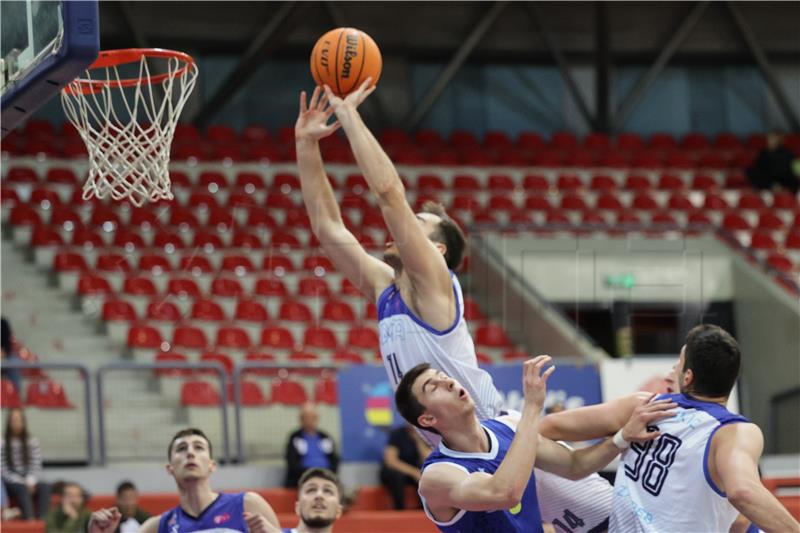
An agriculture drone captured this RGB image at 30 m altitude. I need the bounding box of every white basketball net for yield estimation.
[61,53,198,207]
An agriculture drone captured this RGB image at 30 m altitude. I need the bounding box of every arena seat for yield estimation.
[215,326,252,351]
[200,352,234,376]
[25,380,73,408]
[303,326,339,350]
[475,323,513,348]
[172,325,209,351]
[228,380,268,405]
[260,326,296,351]
[147,301,182,322]
[180,381,221,406]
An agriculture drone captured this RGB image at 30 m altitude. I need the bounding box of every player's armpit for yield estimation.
[539,392,650,442]
[243,491,281,528]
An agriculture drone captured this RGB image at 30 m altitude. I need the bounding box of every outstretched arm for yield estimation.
[296,87,393,299]
[243,491,281,531]
[539,392,652,442]
[421,357,553,515]
[713,423,799,533]
[324,82,453,307]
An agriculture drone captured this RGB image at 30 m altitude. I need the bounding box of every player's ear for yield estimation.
[433,241,447,257]
[294,499,300,516]
[165,462,174,476]
[683,368,694,389]
[418,413,436,430]
[209,459,217,473]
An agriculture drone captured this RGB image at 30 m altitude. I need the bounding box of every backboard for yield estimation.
[1,0,99,137]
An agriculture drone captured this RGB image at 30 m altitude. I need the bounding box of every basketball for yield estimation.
[310,27,381,97]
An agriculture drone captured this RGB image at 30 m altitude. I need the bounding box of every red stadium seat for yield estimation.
[260,326,296,350]
[284,208,311,230]
[1,379,21,409]
[651,212,677,225]
[138,254,172,273]
[25,380,73,408]
[153,231,186,250]
[522,174,549,192]
[314,378,338,405]
[9,205,42,227]
[703,193,729,210]
[462,298,486,321]
[303,327,338,349]
[475,324,512,348]
[103,300,136,322]
[243,353,278,376]
[750,232,777,250]
[229,380,268,405]
[657,174,685,191]
[584,132,610,150]
[617,133,644,151]
[246,208,278,229]
[90,207,121,228]
[187,190,219,210]
[418,174,446,191]
[524,195,552,211]
[216,327,252,350]
[167,278,202,298]
[298,277,332,298]
[590,175,617,191]
[78,274,113,296]
[322,299,357,322]
[201,352,235,376]
[452,174,480,191]
[546,211,571,224]
[271,231,303,249]
[772,192,798,210]
[340,278,362,297]
[211,278,245,299]
[557,174,583,191]
[582,211,606,224]
[192,231,225,250]
[332,350,365,364]
[347,326,379,350]
[254,278,289,297]
[624,175,652,191]
[617,212,642,224]
[688,211,713,225]
[181,381,221,406]
[221,255,255,273]
[691,174,718,191]
[191,299,226,321]
[7,166,39,183]
[766,253,793,273]
[147,301,182,321]
[173,326,208,350]
[304,255,335,273]
[722,212,750,231]
[737,192,767,210]
[179,255,214,274]
[263,255,296,274]
[155,352,191,377]
[112,228,146,249]
[50,207,82,228]
[667,193,694,211]
[279,300,313,322]
[785,232,800,250]
[650,133,677,150]
[235,300,269,322]
[207,208,235,230]
[96,253,132,273]
[197,171,228,189]
[30,186,61,207]
[488,194,516,211]
[71,227,104,247]
[681,133,709,150]
[560,194,587,211]
[235,172,266,190]
[757,211,785,231]
[714,133,742,150]
[231,231,263,249]
[123,276,158,297]
[488,174,515,191]
[170,207,200,229]
[272,379,308,405]
[517,131,544,150]
[31,226,64,247]
[364,302,378,320]
[550,131,578,150]
[128,325,163,349]
[273,173,301,191]
[502,350,529,361]
[265,192,295,210]
[596,193,625,211]
[632,193,659,211]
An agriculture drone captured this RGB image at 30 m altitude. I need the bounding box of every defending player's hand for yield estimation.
[295,86,341,142]
[522,355,555,410]
[244,511,281,533]
[88,507,121,533]
[323,77,376,113]
[621,394,677,443]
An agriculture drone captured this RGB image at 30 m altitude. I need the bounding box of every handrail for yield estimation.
[96,362,229,465]
[231,362,338,463]
[1,360,93,464]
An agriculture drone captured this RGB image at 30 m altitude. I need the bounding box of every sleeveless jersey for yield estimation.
[609,393,748,532]
[158,492,247,533]
[377,273,504,421]
[420,418,544,533]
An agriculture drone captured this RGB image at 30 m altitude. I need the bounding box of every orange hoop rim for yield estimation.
[65,48,196,95]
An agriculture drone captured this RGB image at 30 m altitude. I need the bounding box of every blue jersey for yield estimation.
[158,492,248,533]
[420,418,543,533]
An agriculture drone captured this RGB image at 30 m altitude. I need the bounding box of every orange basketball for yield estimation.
[310,27,381,97]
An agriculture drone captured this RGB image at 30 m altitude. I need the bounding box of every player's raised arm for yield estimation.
[535,395,676,480]
[713,423,799,533]
[323,81,453,298]
[421,357,553,514]
[295,87,393,299]
[539,391,652,442]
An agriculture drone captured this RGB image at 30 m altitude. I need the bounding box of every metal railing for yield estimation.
[1,360,93,464]
[96,361,229,465]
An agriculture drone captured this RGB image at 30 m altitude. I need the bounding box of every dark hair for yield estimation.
[683,324,741,397]
[4,408,31,469]
[116,480,137,496]
[298,468,343,502]
[420,201,467,271]
[394,363,440,435]
[167,428,212,460]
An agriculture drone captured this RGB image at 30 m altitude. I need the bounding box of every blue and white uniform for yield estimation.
[158,492,247,533]
[378,274,615,531]
[378,273,503,421]
[609,393,748,532]
[420,418,544,533]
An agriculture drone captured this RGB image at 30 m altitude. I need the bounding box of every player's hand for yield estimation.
[522,355,555,410]
[621,394,677,443]
[295,86,341,142]
[88,507,121,533]
[323,78,376,114]
[244,511,281,533]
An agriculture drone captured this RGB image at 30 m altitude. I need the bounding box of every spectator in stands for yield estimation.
[283,468,343,533]
[1,407,50,520]
[379,424,431,510]
[747,131,799,193]
[1,481,22,521]
[1,317,22,392]
[44,481,91,532]
[114,480,149,533]
[285,403,339,488]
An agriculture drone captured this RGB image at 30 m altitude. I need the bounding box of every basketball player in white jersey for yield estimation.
[295,80,623,532]
[541,325,798,532]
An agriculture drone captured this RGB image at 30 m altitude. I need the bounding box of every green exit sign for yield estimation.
[606,274,636,288]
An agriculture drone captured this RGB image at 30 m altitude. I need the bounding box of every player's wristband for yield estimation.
[613,429,630,450]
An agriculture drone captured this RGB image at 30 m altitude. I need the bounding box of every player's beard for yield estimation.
[300,511,336,529]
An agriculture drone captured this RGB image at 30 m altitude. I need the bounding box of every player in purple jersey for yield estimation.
[395,356,672,533]
[88,428,280,533]
[282,468,343,533]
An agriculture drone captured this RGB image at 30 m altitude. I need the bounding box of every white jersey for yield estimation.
[377,274,503,420]
[378,277,615,530]
[609,393,748,533]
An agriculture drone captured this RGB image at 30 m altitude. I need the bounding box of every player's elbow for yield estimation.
[726,483,758,508]
[374,182,405,205]
[495,483,525,509]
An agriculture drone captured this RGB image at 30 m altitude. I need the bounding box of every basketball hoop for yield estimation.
[61,49,198,207]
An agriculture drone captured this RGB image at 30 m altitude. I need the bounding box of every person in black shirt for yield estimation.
[747,132,799,193]
[379,424,431,510]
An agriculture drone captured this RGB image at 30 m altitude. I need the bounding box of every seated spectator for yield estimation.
[284,403,339,488]
[1,317,22,392]
[747,131,799,193]
[283,468,343,533]
[44,481,91,532]
[1,408,50,519]
[379,424,431,510]
[114,480,150,533]
[1,481,21,521]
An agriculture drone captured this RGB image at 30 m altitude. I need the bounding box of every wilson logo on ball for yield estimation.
[310,27,381,96]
